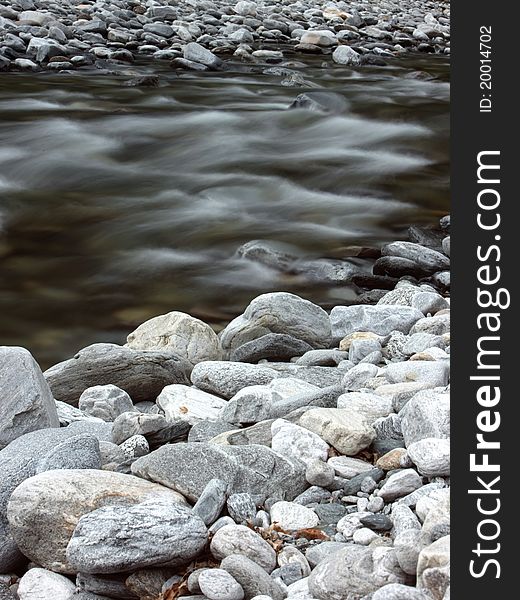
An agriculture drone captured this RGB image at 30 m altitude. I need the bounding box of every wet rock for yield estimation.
[332,45,361,65]
[184,42,222,69]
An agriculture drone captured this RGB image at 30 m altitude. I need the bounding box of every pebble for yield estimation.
[198,569,245,600]
[270,501,319,531]
[379,469,424,502]
[211,524,277,572]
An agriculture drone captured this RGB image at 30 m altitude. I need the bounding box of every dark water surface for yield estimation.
[0,55,449,368]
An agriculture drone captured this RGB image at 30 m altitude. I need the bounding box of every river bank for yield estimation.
[0,215,450,599]
[0,1,450,73]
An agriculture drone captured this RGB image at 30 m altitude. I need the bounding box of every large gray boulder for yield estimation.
[219,293,332,351]
[0,428,104,572]
[126,311,222,365]
[0,347,59,450]
[7,469,187,574]
[44,344,192,406]
[66,499,208,573]
[132,442,307,502]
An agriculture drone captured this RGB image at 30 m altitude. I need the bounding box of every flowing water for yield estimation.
[0,54,449,368]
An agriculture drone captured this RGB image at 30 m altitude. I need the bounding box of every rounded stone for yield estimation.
[210,524,276,573]
[270,501,319,531]
[126,311,222,365]
[198,569,244,600]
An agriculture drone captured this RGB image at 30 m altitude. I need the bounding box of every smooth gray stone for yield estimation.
[198,568,244,600]
[44,343,192,406]
[266,364,343,388]
[67,500,208,573]
[183,42,222,68]
[270,385,343,418]
[0,346,59,450]
[193,479,229,526]
[220,555,284,600]
[296,350,348,367]
[382,241,450,274]
[132,443,306,502]
[230,334,313,363]
[373,256,431,279]
[190,361,280,399]
[371,583,432,599]
[219,292,332,352]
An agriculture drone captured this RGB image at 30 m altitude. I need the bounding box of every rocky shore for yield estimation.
[0,0,450,73]
[0,215,450,600]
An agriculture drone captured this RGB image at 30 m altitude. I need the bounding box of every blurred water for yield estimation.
[0,55,449,368]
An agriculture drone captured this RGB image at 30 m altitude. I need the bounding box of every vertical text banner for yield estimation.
[452,0,514,596]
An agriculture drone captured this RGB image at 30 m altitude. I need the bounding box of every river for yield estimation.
[0,54,449,368]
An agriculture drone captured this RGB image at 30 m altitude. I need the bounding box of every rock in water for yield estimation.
[126,311,222,365]
[0,347,59,450]
[44,343,192,406]
[219,293,332,351]
[131,443,307,502]
[183,42,222,69]
[332,45,361,65]
[7,469,186,574]
[66,500,208,573]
